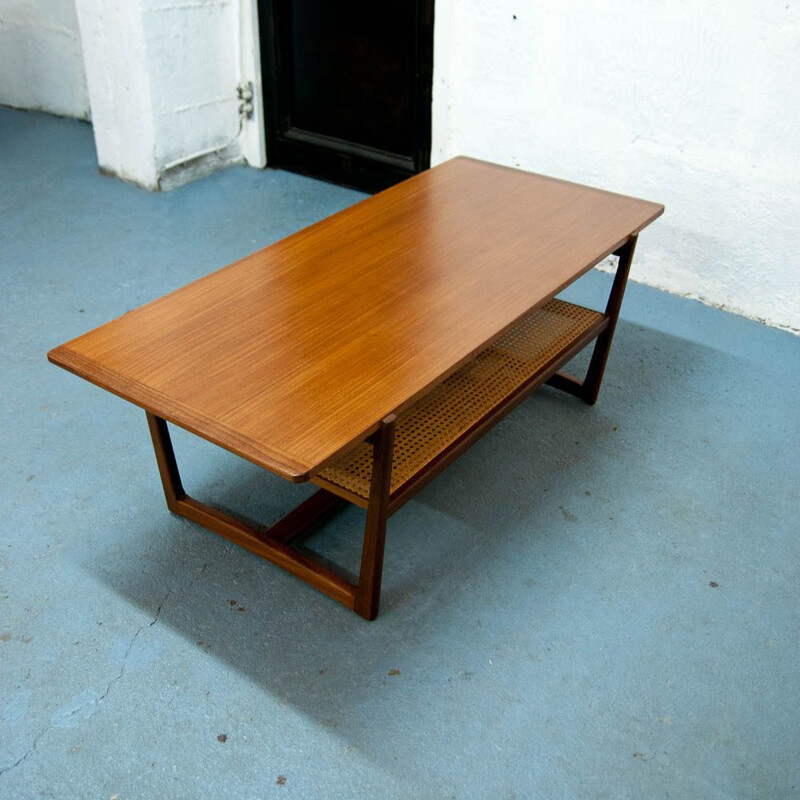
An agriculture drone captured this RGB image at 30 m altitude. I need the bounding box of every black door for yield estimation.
[258,0,434,192]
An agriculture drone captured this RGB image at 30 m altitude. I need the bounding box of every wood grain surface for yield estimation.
[48,157,663,481]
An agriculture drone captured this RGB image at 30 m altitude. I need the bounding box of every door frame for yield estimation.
[257,0,434,192]
[240,0,268,168]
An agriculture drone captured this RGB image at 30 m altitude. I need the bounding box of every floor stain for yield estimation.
[560,506,578,522]
[388,668,401,676]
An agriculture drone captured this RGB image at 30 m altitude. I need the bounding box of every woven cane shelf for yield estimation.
[314,298,605,503]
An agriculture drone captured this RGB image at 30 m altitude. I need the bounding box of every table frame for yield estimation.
[144,235,637,620]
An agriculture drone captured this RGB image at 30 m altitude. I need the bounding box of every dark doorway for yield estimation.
[258,0,434,193]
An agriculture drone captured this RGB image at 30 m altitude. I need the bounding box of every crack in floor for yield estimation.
[0,587,172,783]
[97,587,172,706]
[0,726,47,779]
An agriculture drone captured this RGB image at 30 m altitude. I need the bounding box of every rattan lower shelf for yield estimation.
[313,298,605,504]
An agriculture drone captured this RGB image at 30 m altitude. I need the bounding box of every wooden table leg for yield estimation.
[546,233,638,405]
[146,411,401,619]
[354,414,397,620]
[145,411,357,611]
[581,234,638,404]
[146,412,187,511]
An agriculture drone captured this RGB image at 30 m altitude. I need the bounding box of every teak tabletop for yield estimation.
[48,157,663,482]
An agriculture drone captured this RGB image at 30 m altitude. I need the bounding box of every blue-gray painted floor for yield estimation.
[1,108,798,800]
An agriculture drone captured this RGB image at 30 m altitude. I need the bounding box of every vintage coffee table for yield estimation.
[48,157,663,619]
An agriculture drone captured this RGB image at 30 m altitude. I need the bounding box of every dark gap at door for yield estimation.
[258,0,434,193]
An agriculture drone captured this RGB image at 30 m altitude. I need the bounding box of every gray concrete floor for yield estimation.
[1,108,799,800]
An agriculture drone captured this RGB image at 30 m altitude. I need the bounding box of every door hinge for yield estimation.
[237,82,254,119]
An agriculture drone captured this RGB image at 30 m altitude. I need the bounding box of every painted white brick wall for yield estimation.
[74,0,264,190]
[75,1,159,187]
[0,0,90,119]
[432,0,800,332]
[144,0,240,170]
